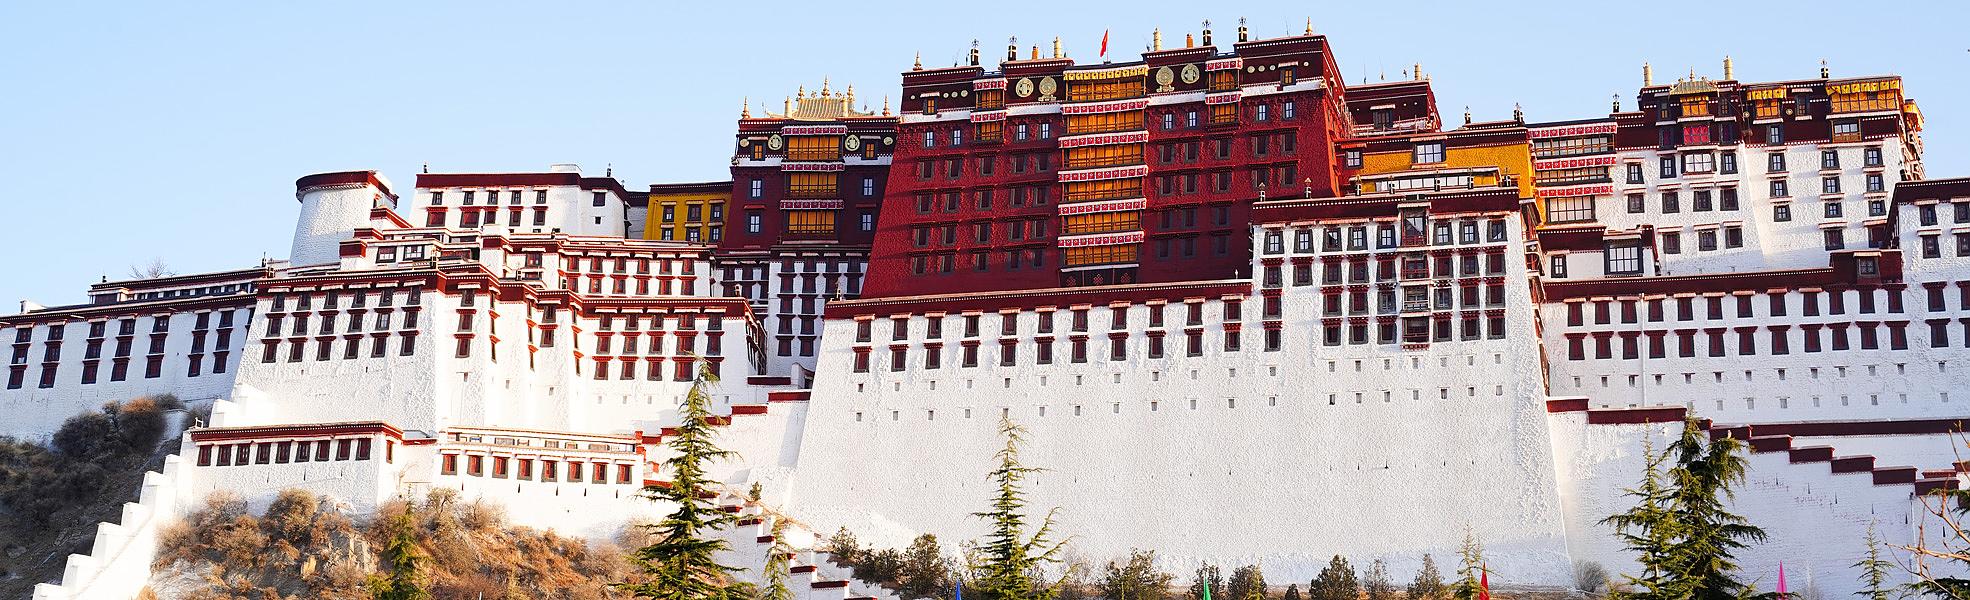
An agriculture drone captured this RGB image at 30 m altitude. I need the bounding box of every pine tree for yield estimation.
[1601,441,1679,600]
[1362,559,1393,600]
[972,418,1068,600]
[1282,584,1303,600]
[1664,416,1766,600]
[1854,521,1897,600]
[1408,555,1445,600]
[617,362,744,600]
[1451,531,1484,600]
[1308,555,1357,600]
[1227,565,1267,600]
[367,508,433,600]
[762,519,797,600]
[1100,550,1173,600]
[1190,564,1224,600]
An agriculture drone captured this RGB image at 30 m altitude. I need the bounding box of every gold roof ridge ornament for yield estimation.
[1643,62,1652,86]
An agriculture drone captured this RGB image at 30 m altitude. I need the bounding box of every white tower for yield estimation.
[290,171,395,267]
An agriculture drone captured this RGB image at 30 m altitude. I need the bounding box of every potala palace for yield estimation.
[11,23,1970,600]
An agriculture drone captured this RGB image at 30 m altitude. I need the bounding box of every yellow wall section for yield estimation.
[1356,142,1535,198]
[644,190,730,243]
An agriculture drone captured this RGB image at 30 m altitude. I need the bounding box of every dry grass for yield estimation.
[155,488,638,600]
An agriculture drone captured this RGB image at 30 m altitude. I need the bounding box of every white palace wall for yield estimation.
[788,243,1575,586]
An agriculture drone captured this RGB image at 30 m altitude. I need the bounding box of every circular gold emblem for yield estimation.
[844,136,862,151]
[1038,76,1057,97]
[1180,64,1201,84]
[766,134,783,150]
[1015,77,1035,97]
[1155,66,1175,87]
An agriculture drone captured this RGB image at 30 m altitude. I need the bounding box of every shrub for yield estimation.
[50,411,113,458]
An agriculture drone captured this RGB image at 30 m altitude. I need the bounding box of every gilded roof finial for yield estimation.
[1414,63,1422,81]
[797,85,806,99]
[1513,102,1524,123]
[1007,36,1018,62]
[969,39,980,66]
[1237,17,1248,43]
[741,96,751,119]
[1201,19,1212,46]
[1185,32,1195,48]
[1052,37,1061,58]
[1153,28,1162,51]
[1642,62,1652,86]
[846,84,855,105]
[1305,18,1313,35]
[784,96,792,115]
[1723,55,1734,80]
[1820,59,1829,79]
[882,95,891,117]
[1031,45,1040,60]
[913,52,923,71]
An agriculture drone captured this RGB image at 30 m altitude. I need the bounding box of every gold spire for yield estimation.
[1305,17,1313,35]
[1052,36,1061,58]
[1153,28,1161,51]
[1642,62,1652,86]
[1723,55,1734,80]
[741,96,750,119]
[913,52,923,71]
[784,96,792,115]
[882,95,891,117]
[846,84,854,105]
[1186,32,1194,48]
[797,85,806,99]
[1414,62,1422,81]
[1031,45,1039,60]
[821,77,831,96]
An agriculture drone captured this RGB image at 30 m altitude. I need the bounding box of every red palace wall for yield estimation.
[862,34,1349,299]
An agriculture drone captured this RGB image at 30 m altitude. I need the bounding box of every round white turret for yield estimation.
[291,171,395,267]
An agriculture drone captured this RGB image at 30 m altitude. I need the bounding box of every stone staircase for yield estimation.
[711,492,906,600]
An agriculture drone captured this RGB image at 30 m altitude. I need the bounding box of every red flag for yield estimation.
[1099,30,1109,58]
[1479,564,1490,600]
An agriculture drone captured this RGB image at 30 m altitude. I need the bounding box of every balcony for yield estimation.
[785,184,838,200]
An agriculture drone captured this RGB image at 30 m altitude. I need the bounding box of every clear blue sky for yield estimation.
[2,1,1965,307]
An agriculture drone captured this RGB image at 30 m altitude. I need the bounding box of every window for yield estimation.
[1661,191,1679,213]
[1823,176,1841,194]
[1625,194,1644,214]
[1768,153,1786,173]
[1823,229,1845,250]
[1682,153,1714,174]
[1546,196,1594,223]
[749,179,764,199]
[1724,226,1743,248]
[1720,152,1737,174]
[1413,143,1444,164]
[1766,125,1783,145]
[1548,255,1568,278]
[1661,232,1681,254]
[1824,200,1843,218]
[1866,173,1884,193]
[1606,244,1643,275]
[1625,163,1643,184]
[1694,190,1713,212]
[1719,188,1738,211]
[1770,180,1789,198]
[1697,230,1718,251]
[1344,150,1362,169]
[1659,156,1676,178]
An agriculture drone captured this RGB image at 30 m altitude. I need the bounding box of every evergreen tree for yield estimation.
[762,519,797,600]
[1664,416,1767,600]
[1308,555,1357,600]
[1600,442,1679,600]
[1451,531,1484,600]
[1101,550,1174,600]
[1854,521,1897,600]
[1227,565,1267,600]
[1362,559,1393,600]
[1282,584,1303,600]
[1190,564,1224,600]
[972,418,1068,600]
[367,508,432,600]
[1407,555,1445,600]
[618,362,744,600]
